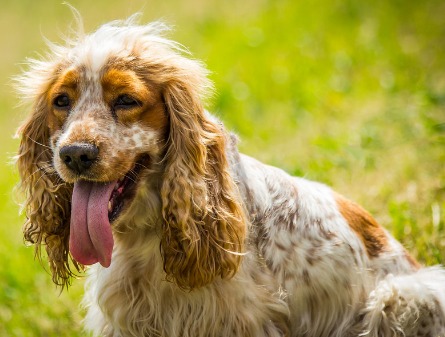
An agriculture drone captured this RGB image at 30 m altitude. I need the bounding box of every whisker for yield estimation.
[113,162,138,183]
[33,148,53,163]
[25,135,52,149]
[34,171,69,195]
[31,169,50,190]
[22,162,54,185]
[124,171,138,184]
[134,161,150,170]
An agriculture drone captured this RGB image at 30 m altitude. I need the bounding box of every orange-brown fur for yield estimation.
[160,71,247,289]
[16,17,445,337]
[103,69,168,134]
[47,69,80,131]
[16,33,247,290]
[335,193,390,257]
[17,89,80,287]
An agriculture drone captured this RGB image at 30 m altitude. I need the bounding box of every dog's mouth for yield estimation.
[69,155,149,268]
[108,170,137,222]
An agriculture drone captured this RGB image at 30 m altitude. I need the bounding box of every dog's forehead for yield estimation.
[66,24,158,77]
[58,60,140,101]
[69,37,130,76]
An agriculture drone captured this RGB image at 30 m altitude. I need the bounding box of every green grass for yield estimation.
[1,0,444,335]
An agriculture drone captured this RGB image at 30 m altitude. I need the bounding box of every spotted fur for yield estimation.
[16,15,445,337]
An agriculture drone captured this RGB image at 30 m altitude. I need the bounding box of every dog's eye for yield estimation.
[114,95,139,109]
[53,94,71,109]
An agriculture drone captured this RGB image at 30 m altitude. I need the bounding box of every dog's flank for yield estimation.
[16,16,445,337]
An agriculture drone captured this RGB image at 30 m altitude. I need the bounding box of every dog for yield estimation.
[16,15,445,337]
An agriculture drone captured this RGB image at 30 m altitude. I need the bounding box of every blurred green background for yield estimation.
[1,0,444,335]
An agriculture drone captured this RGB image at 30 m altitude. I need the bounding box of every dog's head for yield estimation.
[16,16,246,290]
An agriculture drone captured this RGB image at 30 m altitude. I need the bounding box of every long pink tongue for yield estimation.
[69,180,116,267]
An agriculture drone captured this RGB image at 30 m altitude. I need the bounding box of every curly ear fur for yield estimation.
[16,64,79,288]
[16,19,247,290]
[160,64,247,290]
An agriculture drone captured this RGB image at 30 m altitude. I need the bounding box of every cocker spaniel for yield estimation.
[16,15,445,337]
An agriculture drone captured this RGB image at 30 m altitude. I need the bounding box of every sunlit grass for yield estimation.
[0,0,444,335]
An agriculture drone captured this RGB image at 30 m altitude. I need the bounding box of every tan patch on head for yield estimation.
[335,193,389,257]
[52,64,167,183]
[101,67,167,133]
[47,69,80,131]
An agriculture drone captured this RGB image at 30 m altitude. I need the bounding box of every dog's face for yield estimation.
[46,61,168,267]
[49,66,167,183]
[17,19,246,289]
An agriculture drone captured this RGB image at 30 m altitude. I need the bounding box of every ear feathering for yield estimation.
[14,26,85,288]
[13,16,176,288]
[92,17,248,289]
[16,87,80,288]
[16,14,247,290]
[159,56,247,290]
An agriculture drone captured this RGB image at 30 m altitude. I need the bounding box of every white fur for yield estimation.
[17,17,445,337]
[82,153,445,336]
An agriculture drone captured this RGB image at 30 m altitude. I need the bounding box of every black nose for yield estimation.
[59,143,99,174]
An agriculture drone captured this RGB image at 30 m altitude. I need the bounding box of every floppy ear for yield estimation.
[160,68,247,290]
[16,70,79,288]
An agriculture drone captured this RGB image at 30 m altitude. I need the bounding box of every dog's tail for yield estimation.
[360,266,445,337]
